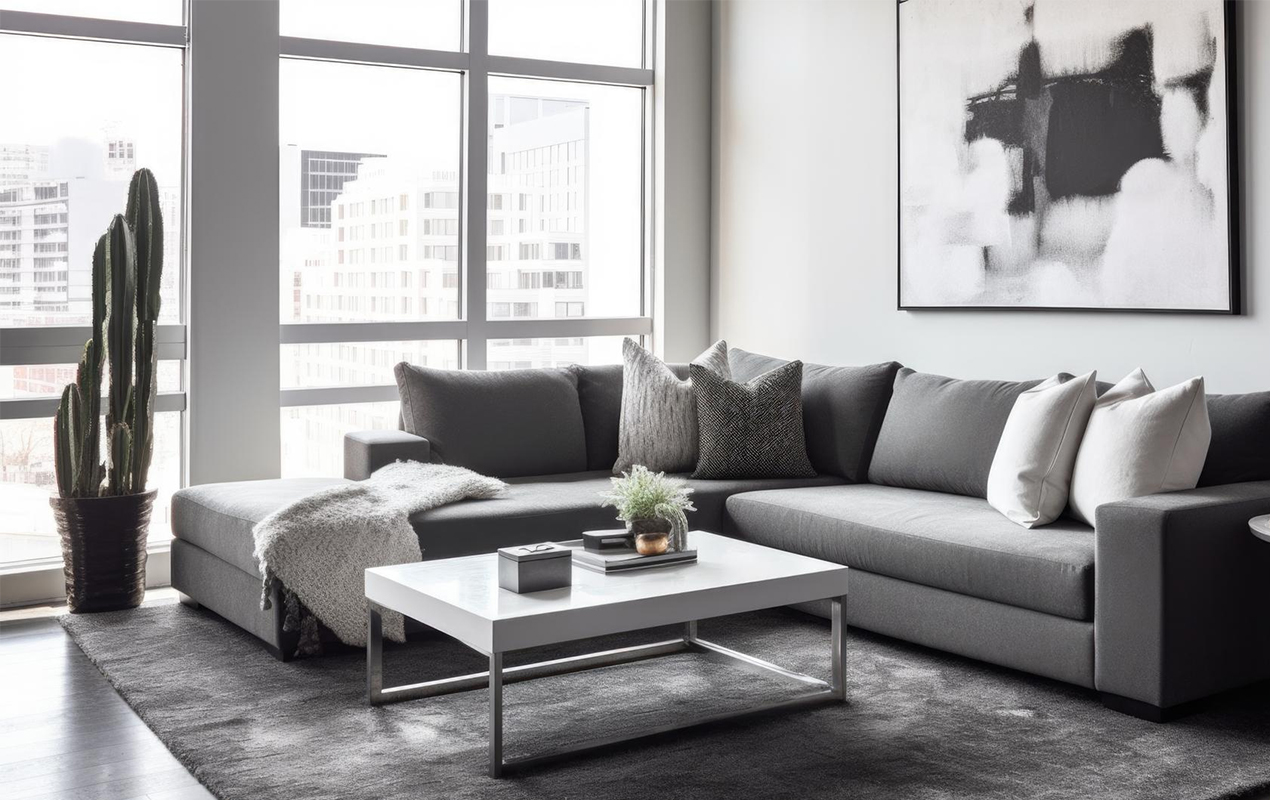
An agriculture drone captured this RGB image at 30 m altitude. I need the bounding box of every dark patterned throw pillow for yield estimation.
[691,360,817,480]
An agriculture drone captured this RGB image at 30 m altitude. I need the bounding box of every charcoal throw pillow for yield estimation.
[614,338,731,474]
[729,348,901,481]
[691,360,817,480]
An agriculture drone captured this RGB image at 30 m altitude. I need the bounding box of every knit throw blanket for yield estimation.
[253,461,506,653]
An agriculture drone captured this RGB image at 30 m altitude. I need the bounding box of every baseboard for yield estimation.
[1,548,171,608]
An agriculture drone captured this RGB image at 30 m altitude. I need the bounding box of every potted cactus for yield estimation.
[49,168,164,613]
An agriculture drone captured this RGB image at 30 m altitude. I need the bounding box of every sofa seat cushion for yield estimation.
[172,473,846,578]
[726,484,1095,620]
[173,478,348,578]
[412,471,845,559]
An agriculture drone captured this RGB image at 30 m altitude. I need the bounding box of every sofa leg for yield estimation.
[1099,692,1176,722]
[268,584,301,662]
[176,591,200,609]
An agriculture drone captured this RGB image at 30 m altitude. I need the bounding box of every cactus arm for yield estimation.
[53,386,77,498]
[126,168,164,323]
[103,214,137,496]
[131,324,157,489]
[70,342,103,496]
[109,423,133,497]
[125,169,163,491]
[78,231,108,495]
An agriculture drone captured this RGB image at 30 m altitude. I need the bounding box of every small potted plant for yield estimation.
[49,169,165,613]
[600,465,696,555]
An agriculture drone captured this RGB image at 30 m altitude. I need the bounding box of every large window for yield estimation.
[279,0,653,476]
[0,0,661,587]
[0,7,187,572]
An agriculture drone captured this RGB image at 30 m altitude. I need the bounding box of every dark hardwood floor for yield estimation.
[0,608,213,800]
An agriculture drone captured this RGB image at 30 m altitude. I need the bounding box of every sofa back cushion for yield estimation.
[1198,390,1270,486]
[570,362,690,471]
[868,368,1044,498]
[1095,383,1270,488]
[729,348,900,481]
[394,363,588,478]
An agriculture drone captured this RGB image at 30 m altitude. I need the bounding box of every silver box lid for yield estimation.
[497,542,572,562]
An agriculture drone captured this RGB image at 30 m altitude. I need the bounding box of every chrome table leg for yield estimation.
[831,595,847,700]
[489,652,504,778]
[367,607,383,703]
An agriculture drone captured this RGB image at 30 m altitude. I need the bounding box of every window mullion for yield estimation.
[462,0,490,369]
[0,10,186,47]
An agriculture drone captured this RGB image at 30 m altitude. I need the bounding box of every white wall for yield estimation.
[712,0,1268,393]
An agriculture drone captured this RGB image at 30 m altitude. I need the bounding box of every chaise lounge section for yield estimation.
[170,350,1270,721]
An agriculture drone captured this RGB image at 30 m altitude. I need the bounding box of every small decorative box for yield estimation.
[497,542,573,593]
[581,530,635,552]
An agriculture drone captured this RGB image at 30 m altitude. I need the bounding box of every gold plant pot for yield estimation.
[634,531,671,555]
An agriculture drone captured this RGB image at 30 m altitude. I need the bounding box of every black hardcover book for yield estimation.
[560,540,698,573]
[581,530,634,551]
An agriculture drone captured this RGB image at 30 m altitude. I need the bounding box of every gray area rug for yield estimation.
[63,605,1270,800]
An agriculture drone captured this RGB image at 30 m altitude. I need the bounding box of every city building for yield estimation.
[278,94,618,475]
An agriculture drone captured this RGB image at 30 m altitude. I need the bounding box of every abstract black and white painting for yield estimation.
[899,0,1237,312]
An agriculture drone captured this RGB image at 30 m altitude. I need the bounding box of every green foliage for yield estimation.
[600,465,696,550]
[52,168,164,499]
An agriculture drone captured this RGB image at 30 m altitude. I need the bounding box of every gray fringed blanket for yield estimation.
[253,461,506,652]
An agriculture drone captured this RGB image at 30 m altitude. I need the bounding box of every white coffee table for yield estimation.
[364,531,849,777]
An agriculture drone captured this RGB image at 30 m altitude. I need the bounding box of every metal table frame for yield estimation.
[367,596,848,778]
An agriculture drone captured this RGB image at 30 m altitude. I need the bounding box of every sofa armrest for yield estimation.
[1095,480,1270,710]
[343,430,431,481]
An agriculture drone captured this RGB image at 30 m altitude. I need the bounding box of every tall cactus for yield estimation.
[126,169,163,492]
[52,168,165,500]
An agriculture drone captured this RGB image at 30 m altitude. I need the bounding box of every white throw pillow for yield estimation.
[1067,369,1211,526]
[987,371,1098,528]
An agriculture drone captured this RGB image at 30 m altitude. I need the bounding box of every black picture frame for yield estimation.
[896,0,1241,314]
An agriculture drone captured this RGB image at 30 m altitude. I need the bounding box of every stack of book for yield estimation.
[560,537,698,574]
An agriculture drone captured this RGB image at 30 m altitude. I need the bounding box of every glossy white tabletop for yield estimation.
[368,531,844,621]
[365,532,850,652]
[1252,515,1270,544]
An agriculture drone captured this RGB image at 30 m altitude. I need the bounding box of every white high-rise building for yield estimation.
[0,143,50,187]
[279,93,607,475]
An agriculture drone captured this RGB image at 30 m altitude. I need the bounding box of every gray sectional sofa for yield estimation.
[170,349,1270,722]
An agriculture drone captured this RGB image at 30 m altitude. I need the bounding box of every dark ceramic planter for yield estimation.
[49,490,156,613]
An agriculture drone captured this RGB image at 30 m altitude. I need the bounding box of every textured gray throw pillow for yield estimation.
[691,361,817,480]
[614,338,730,474]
